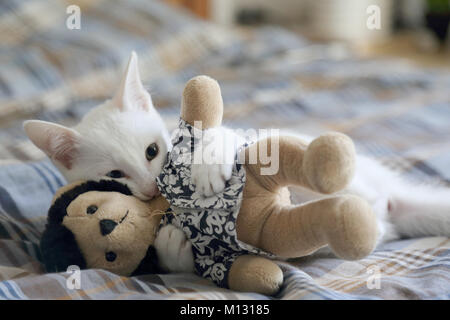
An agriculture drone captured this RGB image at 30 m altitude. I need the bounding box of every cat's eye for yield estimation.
[86,205,97,215]
[105,251,117,262]
[146,143,159,161]
[106,170,124,179]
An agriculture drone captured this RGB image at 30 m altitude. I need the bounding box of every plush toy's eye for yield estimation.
[86,205,98,215]
[105,251,117,262]
[145,143,159,161]
[106,170,124,179]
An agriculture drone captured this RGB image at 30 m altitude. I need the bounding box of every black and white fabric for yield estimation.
[156,119,274,288]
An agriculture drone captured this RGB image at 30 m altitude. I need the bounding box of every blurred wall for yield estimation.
[211,0,307,25]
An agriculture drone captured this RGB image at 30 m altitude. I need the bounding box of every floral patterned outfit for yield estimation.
[156,119,273,288]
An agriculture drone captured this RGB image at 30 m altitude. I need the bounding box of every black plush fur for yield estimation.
[47,180,132,225]
[40,223,87,273]
[40,180,146,274]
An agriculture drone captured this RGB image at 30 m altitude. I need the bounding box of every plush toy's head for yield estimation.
[40,180,166,276]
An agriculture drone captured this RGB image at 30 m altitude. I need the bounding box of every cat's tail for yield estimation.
[388,181,450,239]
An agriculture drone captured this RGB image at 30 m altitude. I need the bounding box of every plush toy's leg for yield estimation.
[228,255,283,295]
[241,134,356,194]
[258,195,378,260]
[237,135,376,260]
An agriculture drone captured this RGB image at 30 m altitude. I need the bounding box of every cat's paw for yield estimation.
[154,225,195,273]
[192,163,233,197]
[191,127,237,197]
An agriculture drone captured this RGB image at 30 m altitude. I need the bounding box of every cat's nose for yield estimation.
[99,219,117,236]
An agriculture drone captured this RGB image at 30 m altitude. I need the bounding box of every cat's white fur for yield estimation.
[24,52,450,274]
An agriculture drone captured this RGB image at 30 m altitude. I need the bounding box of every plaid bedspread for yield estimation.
[0,0,449,300]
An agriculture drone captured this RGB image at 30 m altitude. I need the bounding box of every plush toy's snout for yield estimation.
[99,219,118,236]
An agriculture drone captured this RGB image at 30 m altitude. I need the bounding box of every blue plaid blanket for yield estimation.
[0,0,449,300]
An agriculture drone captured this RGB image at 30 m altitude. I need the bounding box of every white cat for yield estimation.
[24,52,231,273]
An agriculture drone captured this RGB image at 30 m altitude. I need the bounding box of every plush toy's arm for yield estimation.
[181,75,223,130]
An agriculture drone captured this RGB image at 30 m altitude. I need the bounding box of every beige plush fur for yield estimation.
[62,191,167,276]
[181,76,223,129]
[228,255,283,295]
[53,75,377,296]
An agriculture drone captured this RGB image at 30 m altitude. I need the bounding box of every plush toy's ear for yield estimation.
[181,75,223,130]
[50,180,86,204]
[40,223,86,273]
[131,245,161,276]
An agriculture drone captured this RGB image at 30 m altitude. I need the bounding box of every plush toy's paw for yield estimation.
[303,132,356,194]
[327,195,378,260]
[154,225,195,273]
[228,256,283,296]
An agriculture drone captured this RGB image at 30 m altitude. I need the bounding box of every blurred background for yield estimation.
[0,0,450,300]
[0,0,449,184]
[172,0,450,65]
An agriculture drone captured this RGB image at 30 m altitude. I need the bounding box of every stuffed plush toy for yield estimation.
[40,76,378,295]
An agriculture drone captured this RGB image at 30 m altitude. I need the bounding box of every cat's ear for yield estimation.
[112,51,154,112]
[23,120,81,170]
